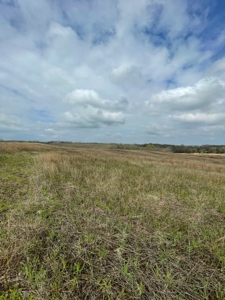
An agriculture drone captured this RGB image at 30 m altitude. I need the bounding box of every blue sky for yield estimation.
[0,0,225,144]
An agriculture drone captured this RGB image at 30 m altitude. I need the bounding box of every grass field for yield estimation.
[0,142,225,299]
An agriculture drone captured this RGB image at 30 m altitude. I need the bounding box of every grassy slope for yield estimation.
[0,143,225,299]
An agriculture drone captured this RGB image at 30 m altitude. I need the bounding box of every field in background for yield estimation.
[0,142,225,299]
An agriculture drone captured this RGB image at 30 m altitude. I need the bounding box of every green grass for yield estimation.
[0,142,225,299]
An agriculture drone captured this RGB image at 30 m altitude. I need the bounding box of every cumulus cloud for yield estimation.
[148,77,225,111]
[63,88,127,128]
[1,0,225,143]
[65,109,125,128]
[64,89,128,112]
[172,113,225,125]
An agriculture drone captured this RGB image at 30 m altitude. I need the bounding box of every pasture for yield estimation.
[0,142,224,299]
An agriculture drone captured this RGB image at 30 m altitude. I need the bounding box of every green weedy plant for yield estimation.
[0,287,34,300]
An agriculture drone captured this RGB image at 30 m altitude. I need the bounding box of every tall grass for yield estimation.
[0,144,225,299]
[0,142,57,154]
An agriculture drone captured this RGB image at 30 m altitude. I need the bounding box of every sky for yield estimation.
[0,0,225,145]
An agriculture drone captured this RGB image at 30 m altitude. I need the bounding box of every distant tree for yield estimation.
[147,144,154,150]
[217,147,225,154]
[209,147,217,153]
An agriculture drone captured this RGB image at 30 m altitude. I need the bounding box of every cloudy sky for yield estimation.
[1,0,225,144]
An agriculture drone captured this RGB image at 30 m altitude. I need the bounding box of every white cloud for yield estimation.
[65,109,125,128]
[148,77,225,111]
[110,64,144,87]
[48,22,75,38]
[1,0,225,144]
[64,89,128,112]
[172,113,225,124]
[44,128,57,134]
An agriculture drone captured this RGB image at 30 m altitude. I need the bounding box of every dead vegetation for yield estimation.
[0,142,225,299]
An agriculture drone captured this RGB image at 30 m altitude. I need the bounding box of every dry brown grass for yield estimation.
[0,143,225,299]
[0,142,57,154]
